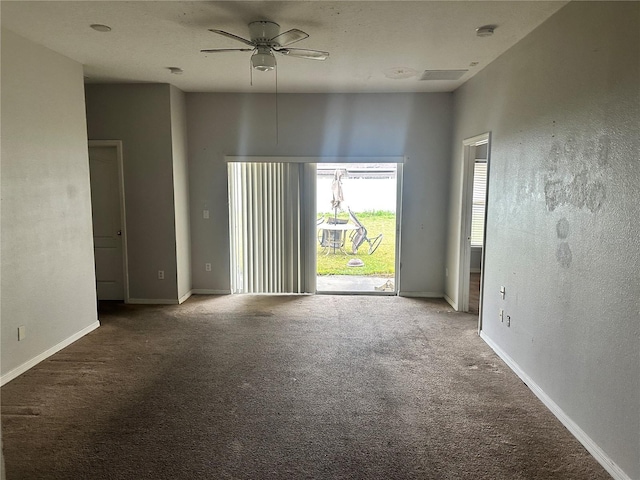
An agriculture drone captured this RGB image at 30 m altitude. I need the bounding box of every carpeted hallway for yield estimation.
[1,295,610,479]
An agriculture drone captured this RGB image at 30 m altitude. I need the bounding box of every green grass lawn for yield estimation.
[317,210,396,276]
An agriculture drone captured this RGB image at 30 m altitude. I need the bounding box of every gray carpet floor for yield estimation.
[2,295,610,479]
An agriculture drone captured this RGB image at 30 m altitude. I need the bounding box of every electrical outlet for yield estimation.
[158,270,165,280]
[499,309,504,322]
[506,315,511,327]
[18,325,26,341]
[203,210,210,219]
[205,263,212,272]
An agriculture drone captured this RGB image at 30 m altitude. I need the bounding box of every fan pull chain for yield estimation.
[275,63,279,145]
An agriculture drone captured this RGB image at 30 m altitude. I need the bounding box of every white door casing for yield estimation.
[458,133,490,328]
[88,141,129,301]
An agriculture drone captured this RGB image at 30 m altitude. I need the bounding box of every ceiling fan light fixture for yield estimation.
[251,47,276,71]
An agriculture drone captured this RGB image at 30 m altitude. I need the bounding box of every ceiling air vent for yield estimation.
[419,70,468,81]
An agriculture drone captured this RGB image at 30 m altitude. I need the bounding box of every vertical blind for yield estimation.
[470,161,487,247]
[228,162,314,294]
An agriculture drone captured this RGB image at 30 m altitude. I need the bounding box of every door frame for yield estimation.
[394,163,404,295]
[458,133,491,330]
[227,156,404,295]
[314,161,403,296]
[88,140,130,303]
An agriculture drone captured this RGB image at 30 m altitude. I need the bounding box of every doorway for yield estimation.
[88,140,129,301]
[458,133,490,326]
[316,163,401,294]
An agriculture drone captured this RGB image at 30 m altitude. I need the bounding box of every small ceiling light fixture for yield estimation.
[168,67,184,75]
[251,46,276,71]
[90,24,112,33]
[476,25,496,37]
[383,67,418,80]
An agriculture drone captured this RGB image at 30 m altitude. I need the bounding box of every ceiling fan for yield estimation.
[201,21,329,71]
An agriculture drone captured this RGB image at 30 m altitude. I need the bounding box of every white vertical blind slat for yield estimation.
[256,165,264,293]
[266,164,272,292]
[275,163,281,291]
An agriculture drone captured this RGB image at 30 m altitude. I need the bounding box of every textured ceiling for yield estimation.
[1,1,567,93]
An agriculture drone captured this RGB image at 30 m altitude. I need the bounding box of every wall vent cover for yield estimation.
[419,70,468,81]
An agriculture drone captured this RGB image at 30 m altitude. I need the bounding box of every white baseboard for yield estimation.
[444,294,458,310]
[191,289,231,295]
[178,290,192,304]
[398,291,443,298]
[128,290,231,304]
[128,298,179,305]
[480,332,631,480]
[470,268,481,273]
[1,320,100,387]
[317,290,396,296]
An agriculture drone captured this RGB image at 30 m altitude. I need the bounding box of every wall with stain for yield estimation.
[446,3,639,478]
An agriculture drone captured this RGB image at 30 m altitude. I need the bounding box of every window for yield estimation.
[470,161,487,247]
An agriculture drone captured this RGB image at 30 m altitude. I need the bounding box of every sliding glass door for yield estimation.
[316,163,400,294]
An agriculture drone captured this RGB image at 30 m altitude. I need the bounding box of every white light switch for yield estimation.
[18,325,26,341]
[203,210,210,219]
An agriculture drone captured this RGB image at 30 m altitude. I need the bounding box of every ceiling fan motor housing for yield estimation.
[249,21,281,46]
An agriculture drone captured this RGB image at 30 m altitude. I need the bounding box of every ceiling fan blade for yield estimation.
[201,48,254,53]
[208,29,254,47]
[275,48,329,60]
[270,28,309,47]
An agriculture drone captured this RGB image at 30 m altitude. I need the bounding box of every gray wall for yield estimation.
[170,86,192,300]
[186,93,453,295]
[446,3,639,478]
[1,29,98,379]
[85,84,180,302]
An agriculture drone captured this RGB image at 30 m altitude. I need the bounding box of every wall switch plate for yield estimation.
[205,263,212,272]
[499,309,504,322]
[500,286,506,299]
[203,210,210,219]
[18,325,26,341]
[158,270,165,280]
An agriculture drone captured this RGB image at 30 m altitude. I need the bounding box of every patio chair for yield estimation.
[347,208,383,255]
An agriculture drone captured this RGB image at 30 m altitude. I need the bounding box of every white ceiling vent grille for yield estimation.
[419,70,468,81]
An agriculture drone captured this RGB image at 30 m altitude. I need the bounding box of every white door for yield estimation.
[89,144,125,300]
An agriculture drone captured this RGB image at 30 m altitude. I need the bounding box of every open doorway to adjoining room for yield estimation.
[459,133,490,331]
